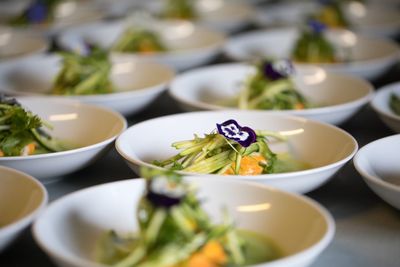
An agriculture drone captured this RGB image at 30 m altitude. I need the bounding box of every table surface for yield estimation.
[1,7,400,267]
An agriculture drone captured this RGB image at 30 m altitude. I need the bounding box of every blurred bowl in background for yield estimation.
[224,27,400,80]
[0,54,175,116]
[169,63,373,125]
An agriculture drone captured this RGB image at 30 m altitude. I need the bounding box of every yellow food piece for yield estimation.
[224,154,266,175]
[174,240,227,267]
[0,143,36,157]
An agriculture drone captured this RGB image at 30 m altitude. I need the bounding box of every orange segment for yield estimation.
[224,154,266,175]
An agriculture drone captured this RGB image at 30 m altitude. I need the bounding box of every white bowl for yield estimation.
[0,1,105,36]
[354,134,400,209]
[0,166,47,252]
[169,63,373,125]
[33,177,335,267]
[0,27,48,62]
[57,19,226,71]
[224,27,400,80]
[141,0,255,34]
[254,1,400,37]
[370,81,400,133]
[0,54,175,116]
[116,111,358,193]
[0,97,127,181]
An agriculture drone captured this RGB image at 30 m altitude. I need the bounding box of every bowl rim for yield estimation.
[370,80,400,121]
[0,97,127,161]
[0,30,49,61]
[115,110,359,181]
[224,27,400,68]
[32,176,335,267]
[57,20,227,58]
[168,62,374,115]
[0,166,48,236]
[353,134,400,193]
[0,54,176,100]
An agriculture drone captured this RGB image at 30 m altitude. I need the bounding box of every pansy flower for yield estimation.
[262,59,294,81]
[216,119,256,147]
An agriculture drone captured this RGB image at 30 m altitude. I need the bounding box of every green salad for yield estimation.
[154,119,308,175]
[162,0,198,20]
[236,59,310,110]
[51,47,115,95]
[112,27,167,53]
[389,93,400,116]
[292,20,337,63]
[96,168,281,267]
[9,0,61,26]
[0,96,68,156]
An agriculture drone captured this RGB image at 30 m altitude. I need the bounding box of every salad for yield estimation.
[96,168,281,266]
[291,20,337,63]
[51,47,115,95]
[0,95,68,156]
[162,0,198,20]
[389,93,400,116]
[112,27,167,53]
[9,0,61,26]
[154,119,307,175]
[309,0,349,28]
[236,59,310,110]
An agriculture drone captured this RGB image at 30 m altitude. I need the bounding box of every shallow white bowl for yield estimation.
[224,27,400,80]
[0,54,175,116]
[33,177,335,267]
[116,111,358,193]
[254,1,400,37]
[141,0,255,34]
[58,19,226,71]
[169,63,373,125]
[0,97,127,181]
[370,81,400,133]
[0,166,47,252]
[0,27,48,62]
[0,1,104,36]
[354,134,400,209]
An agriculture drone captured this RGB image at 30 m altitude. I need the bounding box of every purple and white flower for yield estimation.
[262,59,294,81]
[216,119,256,147]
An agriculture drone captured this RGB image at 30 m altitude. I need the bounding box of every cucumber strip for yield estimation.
[113,245,146,267]
[171,206,195,237]
[144,209,166,245]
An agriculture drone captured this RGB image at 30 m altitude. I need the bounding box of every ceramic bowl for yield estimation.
[33,177,335,267]
[0,166,47,252]
[354,134,400,209]
[0,1,104,36]
[224,27,400,80]
[57,19,226,71]
[0,54,175,116]
[254,1,400,37]
[370,81,400,133]
[169,63,373,125]
[116,111,358,193]
[140,0,255,34]
[0,97,127,181]
[0,27,48,62]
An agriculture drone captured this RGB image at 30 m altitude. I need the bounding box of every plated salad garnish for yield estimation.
[309,0,349,28]
[291,20,337,63]
[96,168,281,266]
[154,119,307,175]
[0,95,68,156]
[389,93,400,116]
[162,0,198,20]
[237,59,310,110]
[51,47,115,95]
[112,27,167,53]
[9,0,60,26]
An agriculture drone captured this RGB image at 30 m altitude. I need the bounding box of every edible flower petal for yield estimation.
[216,119,256,147]
[262,59,294,81]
